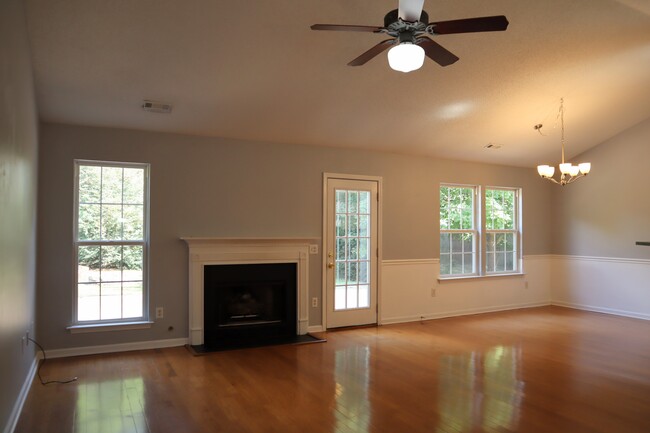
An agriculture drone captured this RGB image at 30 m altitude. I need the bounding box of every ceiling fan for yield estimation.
[311,0,509,72]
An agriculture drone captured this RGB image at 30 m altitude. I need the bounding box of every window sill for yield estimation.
[67,321,153,334]
[438,272,525,283]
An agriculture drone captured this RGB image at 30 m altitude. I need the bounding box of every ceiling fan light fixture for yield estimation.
[387,42,425,73]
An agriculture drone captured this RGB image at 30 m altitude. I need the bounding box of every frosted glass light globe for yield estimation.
[387,43,425,73]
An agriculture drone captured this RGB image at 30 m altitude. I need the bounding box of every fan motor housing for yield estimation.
[384,9,428,26]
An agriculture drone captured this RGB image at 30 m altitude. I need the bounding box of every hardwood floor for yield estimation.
[15,307,650,433]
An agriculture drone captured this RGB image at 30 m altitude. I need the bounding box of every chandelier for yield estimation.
[536,98,591,185]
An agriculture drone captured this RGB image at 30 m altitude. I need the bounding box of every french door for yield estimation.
[325,177,379,328]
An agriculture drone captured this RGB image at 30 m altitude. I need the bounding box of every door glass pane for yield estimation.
[334,188,372,311]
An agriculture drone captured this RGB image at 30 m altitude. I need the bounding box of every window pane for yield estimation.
[486,188,516,230]
[358,285,369,308]
[122,168,144,204]
[451,233,463,254]
[486,252,495,272]
[451,254,463,274]
[461,208,473,230]
[346,286,358,309]
[358,238,369,260]
[359,192,370,214]
[348,191,358,213]
[122,246,143,281]
[506,251,515,271]
[122,282,143,319]
[101,245,122,282]
[336,238,346,261]
[336,215,346,237]
[336,191,347,213]
[348,238,358,260]
[496,252,505,272]
[78,204,101,241]
[463,253,474,274]
[358,261,369,284]
[101,167,123,203]
[334,286,346,310]
[101,204,123,240]
[78,284,100,321]
[348,215,358,236]
[123,205,143,240]
[449,209,462,229]
[100,282,122,320]
[347,262,358,284]
[358,215,369,237]
[78,246,101,283]
[78,166,101,203]
[336,262,346,285]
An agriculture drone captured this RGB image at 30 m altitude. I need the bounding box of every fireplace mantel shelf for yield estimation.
[182,237,319,246]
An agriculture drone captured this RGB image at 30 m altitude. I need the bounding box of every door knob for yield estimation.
[327,262,334,269]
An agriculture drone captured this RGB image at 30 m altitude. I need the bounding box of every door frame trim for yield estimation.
[321,173,383,330]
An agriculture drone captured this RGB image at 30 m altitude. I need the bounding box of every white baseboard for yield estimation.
[552,301,650,321]
[45,337,189,359]
[307,325,324,333]
[381,301,550,325]
[4,355,38,433]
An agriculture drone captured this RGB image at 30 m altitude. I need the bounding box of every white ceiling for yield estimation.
[25,0,650,167]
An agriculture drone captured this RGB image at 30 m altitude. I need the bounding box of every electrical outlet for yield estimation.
[431,288,437,297]
[524,281,529,289]
[309,244,318,254]
[156,307,164,319]
[312,297,318,308]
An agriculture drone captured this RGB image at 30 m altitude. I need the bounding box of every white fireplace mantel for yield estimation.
[182,237,315,345]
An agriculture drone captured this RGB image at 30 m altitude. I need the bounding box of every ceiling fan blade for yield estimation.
[429,15,509,34]
[348,39,396,66]
[398,0,425,21]
[416,37,459,66]
[311,24,384,33]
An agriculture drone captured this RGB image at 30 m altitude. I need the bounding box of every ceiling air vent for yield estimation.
[142,100,172,114]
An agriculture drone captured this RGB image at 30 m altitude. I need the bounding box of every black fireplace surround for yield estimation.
[203,263,297,349]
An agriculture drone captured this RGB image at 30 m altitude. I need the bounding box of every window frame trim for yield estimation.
[72,159,151,327]
[483,186,522,275]
[439,183,480,277]
[439,183,523,279]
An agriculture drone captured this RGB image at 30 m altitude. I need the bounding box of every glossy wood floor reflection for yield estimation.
[16,307,650,433]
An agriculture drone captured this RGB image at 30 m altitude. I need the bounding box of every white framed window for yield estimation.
[439,184,521,278]
[439,185,478,276]
[485,188,519,274]
[74,160,149,324]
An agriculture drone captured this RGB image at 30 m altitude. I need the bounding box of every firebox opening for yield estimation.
[203,263,297,349]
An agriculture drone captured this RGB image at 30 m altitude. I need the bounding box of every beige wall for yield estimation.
[552,117,650,258]
[37,122,553,350]
[0,0,39,430]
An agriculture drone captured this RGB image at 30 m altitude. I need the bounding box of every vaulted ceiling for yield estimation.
[25,0,650,167]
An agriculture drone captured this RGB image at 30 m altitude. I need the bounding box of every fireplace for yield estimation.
[182,237,313,346]
[203,263,297,348]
